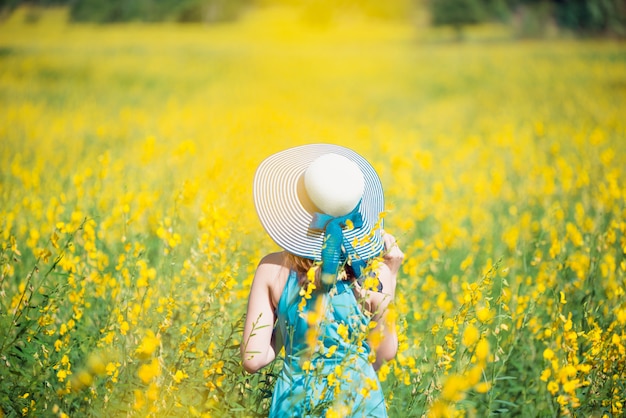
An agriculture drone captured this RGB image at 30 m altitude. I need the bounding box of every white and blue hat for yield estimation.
[253,144,385,276]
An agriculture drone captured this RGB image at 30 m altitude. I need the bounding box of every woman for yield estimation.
[242,144,404,417]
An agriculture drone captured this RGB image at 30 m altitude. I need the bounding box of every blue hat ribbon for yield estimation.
[310,201,366,287]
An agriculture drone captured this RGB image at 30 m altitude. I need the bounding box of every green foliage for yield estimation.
[0,0,19,19]
[429,0,626,38]
[506,0,626,37]
[175,0,251,23]
[68,0,252,23]
[0,220,90,416]
[430,0,486,26]
[429,0,488,39]
[553,0,626,35]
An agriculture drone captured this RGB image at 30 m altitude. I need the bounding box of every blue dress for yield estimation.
[269,270,388,417]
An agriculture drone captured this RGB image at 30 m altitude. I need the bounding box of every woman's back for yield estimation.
[269,268,387,417]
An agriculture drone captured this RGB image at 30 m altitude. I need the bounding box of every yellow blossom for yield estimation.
[476,306,494,323]
[543,348,555,361]
[138,359,161,384]
[57,369,68,382]
[173,369,188,383]
[611,333,621,345]
[547,381,559,395]
[325,345,338,358]
[441,375,468,402]
[136,330,160,359]
[462,324,480,347]
[475,382,491,393]
[475,338,489,362]
[337,323,349,342]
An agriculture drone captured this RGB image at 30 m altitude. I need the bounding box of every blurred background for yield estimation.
[1,0,625,417]
[1,0,625,39]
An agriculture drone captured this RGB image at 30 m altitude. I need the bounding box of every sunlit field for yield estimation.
[1,5,625,417]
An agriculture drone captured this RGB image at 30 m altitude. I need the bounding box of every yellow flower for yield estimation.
[563,379,580,394]
[103,331,115,345]
[611,333,621,345]
[133,389,146,411]
[543,348,555,361]
[460,254,473,271]
[363,275,379,292]
[428,400,454,418]
[462,324,480,347]
[325,404,349,418]
[120,320,130,336]
[476,306,494,323]
[325,345,338,358]
[558,364,577,382]
[337,323,349,342]
[368,327,384,350]
[325,408,340,418]
[566,222,584,247]
[138,358,161,384]
[136,330,160,360]
[549,238,561,259]
[173,369,188,383]
[377,363,390,382]
[71,370,94,390]
[360,376,379,398]
[105,362,117,376]
[475,382,491,393]
[547,381,559,395]
[475,338,489,362]
[441,375,468,402]
[57,369,68,382]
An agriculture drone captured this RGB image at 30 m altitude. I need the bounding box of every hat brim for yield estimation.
[253,144,384,261]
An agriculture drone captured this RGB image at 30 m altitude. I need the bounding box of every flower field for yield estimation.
[1,6,625,417]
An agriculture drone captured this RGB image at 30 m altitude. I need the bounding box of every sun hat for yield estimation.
[253,144,385,280]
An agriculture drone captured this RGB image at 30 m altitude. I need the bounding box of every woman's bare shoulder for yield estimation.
[255,252,291,284]
[258,251,287,265]
[257,251,290,274]
[256,252,291,308]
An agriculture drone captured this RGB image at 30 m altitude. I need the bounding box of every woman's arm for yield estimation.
[369,232,404,370]
[241,255,282,373]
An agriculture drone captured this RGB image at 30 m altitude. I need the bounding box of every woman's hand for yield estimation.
[382,231,404,272]
[380,231,404,298]
[368,230,404,369]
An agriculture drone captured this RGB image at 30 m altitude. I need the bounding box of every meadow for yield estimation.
[1,5,625,417]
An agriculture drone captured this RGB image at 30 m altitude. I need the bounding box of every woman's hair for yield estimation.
[285,252,356,288]
[285,252,315,276]
[285,252,318,287]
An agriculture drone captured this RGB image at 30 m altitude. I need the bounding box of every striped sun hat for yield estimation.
[253,144,385,263]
